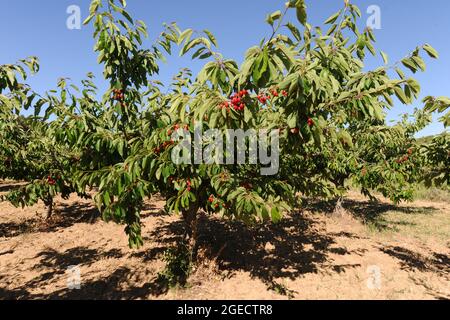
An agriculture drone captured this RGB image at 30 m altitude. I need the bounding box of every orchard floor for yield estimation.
[0,182,449,300]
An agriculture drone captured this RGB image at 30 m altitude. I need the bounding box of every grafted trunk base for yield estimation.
[44,199,53,220]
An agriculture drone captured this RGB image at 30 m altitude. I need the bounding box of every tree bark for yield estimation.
[182,203,200,256]
[333,196,345,217]
[44,199,53,220]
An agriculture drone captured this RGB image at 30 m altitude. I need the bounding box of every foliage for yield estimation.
[157,242,193,288]
[421,133,450,186]
[0,0,448,249]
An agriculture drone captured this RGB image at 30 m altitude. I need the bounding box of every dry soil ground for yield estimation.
[0,182,449,300]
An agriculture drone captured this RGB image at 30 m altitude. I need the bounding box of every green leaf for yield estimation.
[380,51,388,65]
[121,10,134,24]
[83,14,95,25]
[423,44,439,59]
[178,29,193,45]
[285,22,301,41]
[204,30,218,47]
[401,58,417,73]
[271,206,282,223]
[295,0,307,26]
[287,113,297,128]
[244,107,252,123]
[411,56,426,71]
[6,70,16,86]
[266,10,282,26]
[324,10,341,25]
[394,87,408,104]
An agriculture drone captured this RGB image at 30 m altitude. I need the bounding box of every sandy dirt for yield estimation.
[0,182,449,300]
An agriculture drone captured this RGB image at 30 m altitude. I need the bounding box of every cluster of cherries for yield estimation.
[167,177,191,192]
[47,175,60,186]
[208,194,224,209]
[220,90,249,111]
[186,179,192,192]
[289,118,315,135]
[112,89,126,107]
[395,148,414,164]
[257,94,270,105]
[153,140,175,155]
[258,89,288,104]
[218,88,289,111]
[154,124,190,155]
[167,124,189,136]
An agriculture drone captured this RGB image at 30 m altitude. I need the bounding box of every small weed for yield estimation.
[268,280,296,299]
[157,241,193,288]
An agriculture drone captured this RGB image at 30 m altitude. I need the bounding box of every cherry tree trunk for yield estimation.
[182,203,200,255]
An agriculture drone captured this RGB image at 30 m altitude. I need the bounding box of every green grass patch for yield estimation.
[413,185,450,203]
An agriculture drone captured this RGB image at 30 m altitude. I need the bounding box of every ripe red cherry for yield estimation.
[219,101,230,109]
[258,95,268,104]
[307,118,314,127]
[290,128,299,134]
[47,176,56,185]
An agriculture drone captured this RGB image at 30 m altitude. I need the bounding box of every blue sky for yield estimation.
[1,0,449,136]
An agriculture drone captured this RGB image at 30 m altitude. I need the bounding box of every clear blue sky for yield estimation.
[1,0,449,136]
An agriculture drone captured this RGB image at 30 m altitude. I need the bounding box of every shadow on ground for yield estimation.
[0,201,99,238]
[0,266,163,300]
[1,197,448,300]
[146,211,364,294]
[1,209,359,299]
[379,245,449,276]
[0,246,167,299]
